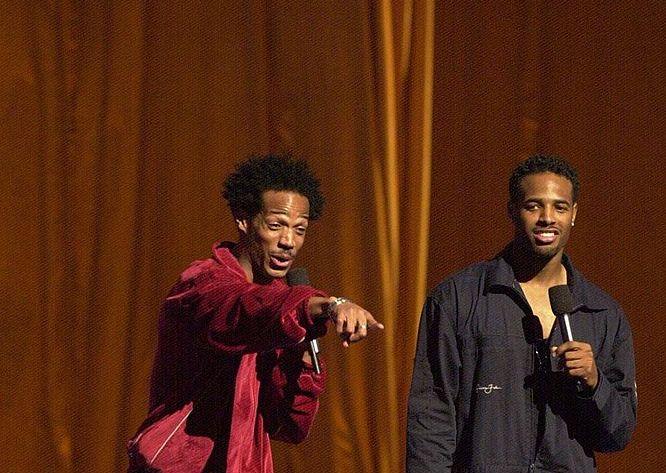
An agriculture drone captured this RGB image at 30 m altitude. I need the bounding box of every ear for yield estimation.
[236,218,250,235]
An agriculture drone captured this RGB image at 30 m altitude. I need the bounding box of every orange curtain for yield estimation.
[1,2,663,472]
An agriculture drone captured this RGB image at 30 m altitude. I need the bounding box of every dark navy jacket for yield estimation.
[407,253,637,473]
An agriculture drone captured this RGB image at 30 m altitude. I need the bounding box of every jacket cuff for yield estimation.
[295,288,328,329]
[278,287,328,345]
[582,368,611,410]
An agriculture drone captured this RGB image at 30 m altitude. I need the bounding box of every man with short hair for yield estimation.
[407,155,636,472]
[129,154,382,472]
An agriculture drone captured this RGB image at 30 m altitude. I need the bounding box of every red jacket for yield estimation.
[133,242,327,472]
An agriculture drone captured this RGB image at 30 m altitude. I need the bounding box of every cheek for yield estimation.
[560,222,572,239]
[518,213,534,229]
[262,238,279,254]
[251,233,276,257]
[559,213,573,228]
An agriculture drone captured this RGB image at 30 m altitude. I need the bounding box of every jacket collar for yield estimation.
[210,241,287,287]
[211,241,251,280]
[485,246,608,312]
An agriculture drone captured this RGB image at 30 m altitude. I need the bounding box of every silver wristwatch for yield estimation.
[326,297,350,321]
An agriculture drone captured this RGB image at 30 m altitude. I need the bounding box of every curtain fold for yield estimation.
[363,1,434,471]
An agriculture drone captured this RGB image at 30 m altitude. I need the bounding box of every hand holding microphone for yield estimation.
[287,268,324,373]
[549,285,599,392]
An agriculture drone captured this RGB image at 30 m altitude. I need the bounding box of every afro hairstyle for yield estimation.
[222,153,325,220]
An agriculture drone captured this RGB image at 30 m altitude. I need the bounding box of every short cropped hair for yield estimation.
[509,155,580,203]
[222,154,325,220]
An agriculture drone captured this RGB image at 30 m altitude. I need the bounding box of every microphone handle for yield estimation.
[286,269,322,374]
[309,339,321,374]
[559,313,584,393]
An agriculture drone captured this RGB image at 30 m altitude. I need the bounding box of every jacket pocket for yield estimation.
[462,335,534,464]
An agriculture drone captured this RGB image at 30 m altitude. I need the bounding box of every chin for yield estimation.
[532,245,560,259]
[265,265,289,279]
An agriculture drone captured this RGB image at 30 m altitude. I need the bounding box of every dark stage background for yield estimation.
[1,1,664,472]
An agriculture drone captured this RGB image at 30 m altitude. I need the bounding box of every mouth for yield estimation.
[533,228,559,245]
[269,254,293,270]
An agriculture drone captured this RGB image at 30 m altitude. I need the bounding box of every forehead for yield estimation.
[261,190,310,215]
[519,172,574,202]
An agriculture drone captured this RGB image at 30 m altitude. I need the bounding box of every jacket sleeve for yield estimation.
[578,305,637,452]
[165,261,327,354]
[258,345,326,444]
[407,290,459,473]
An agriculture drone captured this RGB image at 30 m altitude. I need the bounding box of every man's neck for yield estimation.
[509,244,567,287]
[231,243,254,283]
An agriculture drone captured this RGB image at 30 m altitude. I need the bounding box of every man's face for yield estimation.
[510,172,578,259]
[240,190,310,283]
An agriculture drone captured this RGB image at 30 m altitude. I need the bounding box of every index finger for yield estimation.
[552,341,590,356]
[365,313,384,330]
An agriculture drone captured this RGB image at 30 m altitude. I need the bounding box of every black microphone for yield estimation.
[286,268,321,374]
[548,285,584,393]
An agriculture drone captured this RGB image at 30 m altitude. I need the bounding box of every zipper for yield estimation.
[530,340,539,471]
[512,281,544,472]
[149,408,193,465]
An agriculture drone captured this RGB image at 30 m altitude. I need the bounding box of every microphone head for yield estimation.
[549,285,574,315]
[286,267,310,286]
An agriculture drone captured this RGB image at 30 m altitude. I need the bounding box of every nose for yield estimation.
[278,228,295,250]
[538,205,556,225]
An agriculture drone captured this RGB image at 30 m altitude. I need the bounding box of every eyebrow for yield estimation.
[523,197,572,205]
[266,209,310,218]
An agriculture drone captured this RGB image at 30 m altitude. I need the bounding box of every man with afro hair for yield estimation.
[129,154,382,472]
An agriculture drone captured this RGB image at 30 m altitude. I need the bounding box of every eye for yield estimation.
[295,226,307,236]
[524,202,539,211]
[555,204,569,212]
[267,222,281,230]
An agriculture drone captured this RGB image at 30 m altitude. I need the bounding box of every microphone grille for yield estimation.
[286,267,310,286]
[548,285,574,315]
